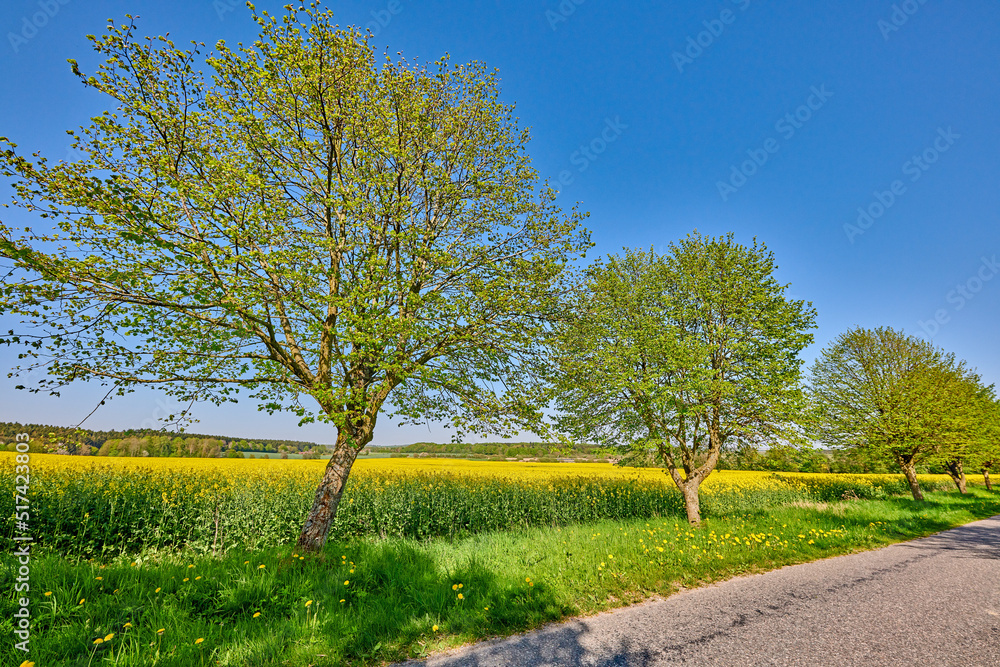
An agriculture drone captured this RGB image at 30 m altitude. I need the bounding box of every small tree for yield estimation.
[808,327,971,501]
[0,6,589,549]
[553,235,817,524]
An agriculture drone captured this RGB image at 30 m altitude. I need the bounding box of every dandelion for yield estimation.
[104,633,115,641]
[95,576,103,581]
[183,578,189,582]
[432,625,439,632]
[123,623,132,629]
[253,612,261,618]
[155,587,161,593]
[93,638,104,645]
[344,580,350,586]
[79,598,85,605]
[195,638,204,645]
[44,591,52,597]
[19,661,34,667]
[305,600,313,607]
[156,628,165,635]
[195,576,202,580]
[258,564,266,570]
[188,564,195,569]
[457,593,464,600]
[452,584,458,590]
[340,599,345,603]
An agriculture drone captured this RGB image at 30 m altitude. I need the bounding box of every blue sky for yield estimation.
[2,0,998,445]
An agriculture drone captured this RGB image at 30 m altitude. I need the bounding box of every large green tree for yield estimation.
[0,6,589,549]
[552,235,816,524]
[807,327,974,501]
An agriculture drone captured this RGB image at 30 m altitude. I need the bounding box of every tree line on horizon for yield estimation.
[0,6,995,549]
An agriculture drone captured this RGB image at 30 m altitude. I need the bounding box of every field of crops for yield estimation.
[1,454,956,557]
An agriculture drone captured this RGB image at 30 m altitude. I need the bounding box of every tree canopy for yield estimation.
[552,235,817,524]
[0,5,590,548]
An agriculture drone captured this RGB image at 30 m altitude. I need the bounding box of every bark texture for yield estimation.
[297,436,360,550]
[899,457,924,501]
[946,460,967,494]
[984,469,993,492]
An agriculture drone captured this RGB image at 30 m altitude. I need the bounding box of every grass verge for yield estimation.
[2,488,998,666]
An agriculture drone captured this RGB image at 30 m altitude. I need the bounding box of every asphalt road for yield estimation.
[404,515,1000,667]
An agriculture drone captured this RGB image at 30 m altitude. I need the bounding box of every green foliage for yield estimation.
[552,234,817,518]
[0,4,589,454]
[808,327,992,492]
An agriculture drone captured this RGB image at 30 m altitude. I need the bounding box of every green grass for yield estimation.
[3,488,998,666]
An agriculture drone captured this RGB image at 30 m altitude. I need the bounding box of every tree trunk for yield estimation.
[297,434,359,550]
[898,458,924,501]
[984,469,993,491]
[946,459,967,494]
[680,479,702,525]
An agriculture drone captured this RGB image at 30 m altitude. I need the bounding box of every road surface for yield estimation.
[404,514,1000,667]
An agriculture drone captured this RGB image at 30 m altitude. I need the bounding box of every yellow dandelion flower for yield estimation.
[457,593,464,599]
[19,660,34,667]
[452,584,458,590]
[195,576,202,580]
[93,638,104,645]
[305,600,313,607]
[344,580,349,586]
[155,587,161,593]
[95,576,103,581]
[183,578,189,582]
[44,591,52,597]
[340,599,345,603]
[188,564,195,569]
[79,598,85,605]
[253,612,261,618]
[195,638,204,645]
[258,564,266,570]
[104,633,114,641]
[123,622,132,629]
[156,628,165,635]
[432,625,439,632]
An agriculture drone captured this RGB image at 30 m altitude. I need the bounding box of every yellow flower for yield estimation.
[104,633,115,641]
[188,564,195,569]
[79,598,85,605]
[258,564,266,570]
[123,622,132,629]
[195,576,202,580]
[344,580,349,586]
[93,638,104,645]
[195,638,204,645]
[183,578,189,582]
[156,628,165,635]
[244,560,250,565]
[457,593,464,600]
[95,576,103,581]
[340,599,345,603]
[253,612,261,618]
[19,660,34,667]
[452,584,458,590]
[155,587,161,593]
[44,591,52,597]
[432,625,439,632]
[305,600,313,607]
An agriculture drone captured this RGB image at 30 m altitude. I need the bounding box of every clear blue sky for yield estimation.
[2,0,998,445]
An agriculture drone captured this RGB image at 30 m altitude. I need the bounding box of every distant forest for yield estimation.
[0,422,903,473]
[0,422,331,458]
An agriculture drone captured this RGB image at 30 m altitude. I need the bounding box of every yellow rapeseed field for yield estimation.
[1,453,953,556]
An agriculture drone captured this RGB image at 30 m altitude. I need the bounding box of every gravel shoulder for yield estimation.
[402,514,1000,667]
